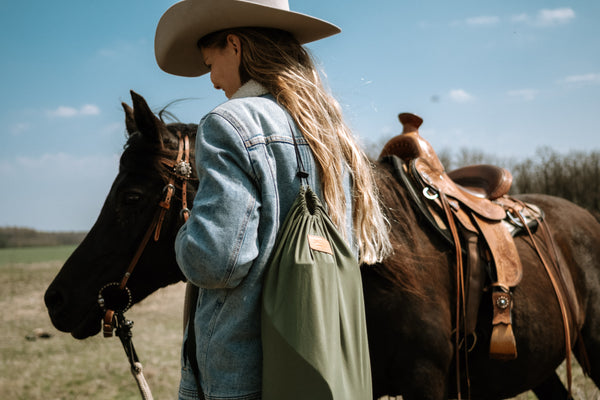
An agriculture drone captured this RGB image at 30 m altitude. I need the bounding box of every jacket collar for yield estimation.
[230,80,270,100]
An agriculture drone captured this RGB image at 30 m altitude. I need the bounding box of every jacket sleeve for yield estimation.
[175,111,261,289]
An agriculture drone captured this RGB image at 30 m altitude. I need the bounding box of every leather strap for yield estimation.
[515,210,574,396]
[155,131,191,240]
[120,211,162,291]
[98,132,194,400]
[102,132,192,336]
[440,193,470,400]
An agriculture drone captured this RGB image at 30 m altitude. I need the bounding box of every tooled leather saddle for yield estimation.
[379,113,578,367]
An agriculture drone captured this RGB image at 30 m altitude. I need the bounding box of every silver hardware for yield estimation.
[174,160,192,178]
[506,209,525,227]
[97,282,132,313]
[496,295,510,309]
[423,186,439,200]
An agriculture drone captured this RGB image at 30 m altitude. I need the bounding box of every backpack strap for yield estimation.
[285,114,309,186]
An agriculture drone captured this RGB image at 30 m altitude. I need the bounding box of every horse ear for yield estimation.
[121,102,137,136]
[129,90,165,145]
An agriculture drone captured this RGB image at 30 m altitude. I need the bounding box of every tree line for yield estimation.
[435,146,600,222]
[0,227,87,248]
[364,142,600,222]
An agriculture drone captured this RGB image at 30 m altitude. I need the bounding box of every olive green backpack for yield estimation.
[261,132,372,400]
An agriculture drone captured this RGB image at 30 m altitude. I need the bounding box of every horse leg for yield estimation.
[381,349,449,400]
[399,359,449,400]
[532,372,568,400]
[386,322,452,400]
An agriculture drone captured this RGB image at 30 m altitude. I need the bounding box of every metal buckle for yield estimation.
[506,209,525,228]
[423,186,439,200]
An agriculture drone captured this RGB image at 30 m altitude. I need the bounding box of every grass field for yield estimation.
[1,246,598,399]
[1,246,185,399]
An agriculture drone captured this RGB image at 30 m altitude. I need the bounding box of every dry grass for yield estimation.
[1,257,186,399]
[1,250,599,399]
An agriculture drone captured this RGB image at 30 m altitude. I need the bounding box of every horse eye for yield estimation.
[124,192,142,205]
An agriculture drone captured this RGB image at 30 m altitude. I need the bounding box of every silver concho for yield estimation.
[496,295,510,309]
[174,161,192,178]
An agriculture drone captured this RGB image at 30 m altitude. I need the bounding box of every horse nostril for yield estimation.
[44,288,66,313]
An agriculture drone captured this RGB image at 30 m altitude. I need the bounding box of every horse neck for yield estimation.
[372,160,446,296]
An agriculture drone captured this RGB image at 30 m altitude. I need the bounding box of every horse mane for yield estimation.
[371,160,446,298]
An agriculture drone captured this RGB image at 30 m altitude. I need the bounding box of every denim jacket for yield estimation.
[175,83,354,400]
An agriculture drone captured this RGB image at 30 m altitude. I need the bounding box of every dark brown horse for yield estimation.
[45,92,600,399]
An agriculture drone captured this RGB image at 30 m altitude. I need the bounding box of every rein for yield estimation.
[97,131,192,400]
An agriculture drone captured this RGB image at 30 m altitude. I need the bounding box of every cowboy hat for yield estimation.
[155,0,341,77]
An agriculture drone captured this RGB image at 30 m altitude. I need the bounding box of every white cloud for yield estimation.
[47,106,78,118]
[512,8,575,27]
[47,104,101,118]
[466,16,500,26]
[562,73,600,85]
[507,89,538,101]
[80,104,101,115]
[537,8,575,26]
[449,89,474,103]
[451,15,500,27]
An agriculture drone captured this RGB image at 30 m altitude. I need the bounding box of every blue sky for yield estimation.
[1,0,599,231]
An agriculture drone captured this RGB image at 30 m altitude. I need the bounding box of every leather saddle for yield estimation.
[380,113,530,360]
[379,113,585,394]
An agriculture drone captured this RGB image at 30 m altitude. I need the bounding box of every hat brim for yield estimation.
[155,0,341,77]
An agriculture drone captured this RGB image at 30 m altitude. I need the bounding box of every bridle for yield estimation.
[96,131,192,400]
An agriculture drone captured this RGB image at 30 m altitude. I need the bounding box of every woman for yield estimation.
[154,1,392,399]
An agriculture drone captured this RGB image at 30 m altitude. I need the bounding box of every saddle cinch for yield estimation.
[379,113,578,362]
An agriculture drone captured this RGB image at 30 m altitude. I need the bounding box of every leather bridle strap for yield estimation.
[121,131,190,291]
[96,131,192,400]
[101,131,191,337]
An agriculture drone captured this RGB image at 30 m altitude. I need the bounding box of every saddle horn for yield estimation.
[398,113,423,134]
[380,113,444,171]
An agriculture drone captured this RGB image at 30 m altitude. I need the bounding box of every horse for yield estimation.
[45,91,600,399]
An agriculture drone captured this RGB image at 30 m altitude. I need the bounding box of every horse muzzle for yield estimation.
[44,285,103,339]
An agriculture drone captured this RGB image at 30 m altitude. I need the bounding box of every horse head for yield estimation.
[44,91,197,339]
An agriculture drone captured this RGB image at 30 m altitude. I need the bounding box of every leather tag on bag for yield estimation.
[308,234,333,255]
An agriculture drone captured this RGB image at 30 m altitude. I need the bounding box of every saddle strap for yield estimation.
[489,290,518,360]
[515,211,574,397]
[440,193,470,400]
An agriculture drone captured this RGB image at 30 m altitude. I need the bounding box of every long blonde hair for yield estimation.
[199,28,391,264]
